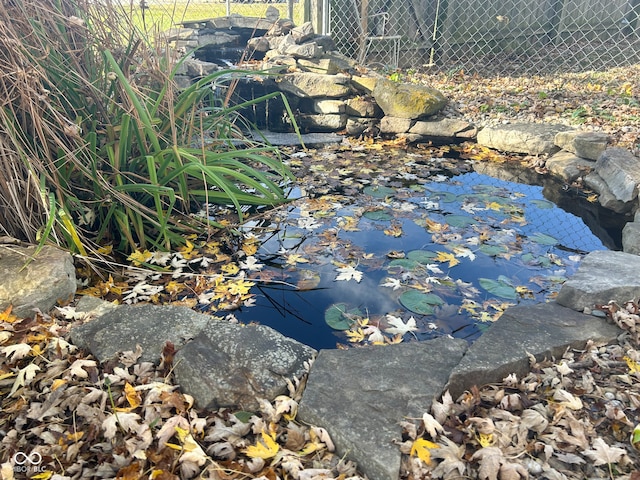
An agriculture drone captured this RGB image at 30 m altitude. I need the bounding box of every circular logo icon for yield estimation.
[12,452,42,465]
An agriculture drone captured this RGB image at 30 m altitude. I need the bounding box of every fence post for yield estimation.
[308,0,325,34]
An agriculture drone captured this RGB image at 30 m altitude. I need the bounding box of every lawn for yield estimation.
[129,1,305,33]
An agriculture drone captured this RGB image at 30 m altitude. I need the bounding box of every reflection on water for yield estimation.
[232,168,609,350]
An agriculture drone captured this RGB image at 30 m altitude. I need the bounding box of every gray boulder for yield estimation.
[556,250,640,311]
[174,323,315,410]
[594,147,640,204]
[554,131,609,161]
[408,117,477,141]
[584,172,636,213]
[622,221,640,255]
[372,78,447,119]
[545,150,594,182]
[379,116,413,134]
[70,304,210,363]
[298,338,467,480]
[276,72,352,98]
[0,244,76,318]
[477,123,574,155]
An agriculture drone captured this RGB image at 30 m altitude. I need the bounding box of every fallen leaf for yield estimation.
[384,315,417,336]
[582,437,626,466]
[243,429,280,459]
[410,438,440,465]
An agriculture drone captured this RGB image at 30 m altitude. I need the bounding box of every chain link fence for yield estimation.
[136,0,639,75]
[327,0,640,74]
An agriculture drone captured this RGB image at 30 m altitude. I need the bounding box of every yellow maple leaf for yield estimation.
[125,382,141,409]
[623,356,640,374]
[243,429,280,459]
[227,279,255,296]
[339,216,360,231]
[128,249,153,266]
[384,224,403,237]
[0,305,19,323]
[345,328,366,343]
[165,281,186,296]
[221,263,240,275]
[178,240,198,260]
[410,438,440,465]
[435,251,460,268]
[477,432,495,447]
[424,217,448,233]
[286,253,309,265]
[242,242,258,256]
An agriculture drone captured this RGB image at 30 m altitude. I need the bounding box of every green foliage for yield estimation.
[0,0,295,254]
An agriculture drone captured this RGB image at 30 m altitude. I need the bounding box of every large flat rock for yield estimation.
[298,338,467,480]
[0,244,76,318]
[477,123,574,155]
[446,302,620,399]
[594,147,640,204]
[70,304,211,363]
[556,250,640,311]
[173,322,315,410]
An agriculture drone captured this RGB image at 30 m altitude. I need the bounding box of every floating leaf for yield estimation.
[363,210,392,221]
[363,185,396,198]
[479,244,508,257]
[407,250,438,264]
[399,290,443,315]
[479,278,517,300]
[426,191,457,203]
[388,258,421,269]
[325,303,360,330]
[530,232,558,246]
[445,214,477,228]
[531,199,555,209]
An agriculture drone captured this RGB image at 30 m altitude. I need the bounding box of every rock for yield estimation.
[197,30,242,47]
[291,21,315,44]
[297,57,340,74]
[477,123,574,155]
[372,78,447,119]
[307,99,345,114]
[379,116,413,134]
[545,150,594,182]
[174,323,316,410]
[283,42,323,59]
[556,250,640,311]
[554,131,610,161]
[247,36,271,53]
[345,96,381,117]
[446,302,620,399]
[408,117,477,140]
[346,117,374,135]
[299,338,467,480]
[0,244,76,318]
[351,75,378,93]
[249,131,344,147]
[267,18,295,36]
[622,221,640,254]
[183,58,220,77]
[595,148,640,204]
[161,27,197,42]
[298,113,347,132]
[277,72,352,98]
[265,5,280,22]
[228,15,275,31]
[584,172,635,213]
[70,304,211,363]
[310,35,337,52]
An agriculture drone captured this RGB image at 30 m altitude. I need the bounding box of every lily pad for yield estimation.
[426,190,458,203]
[530,232,558,246]
[479,244,508,256]
[531,199,555,209]
[478,278,517,300]
[407,250,438,264]
[398,290,444,315]
[363,185,396,198]
[363,210,392,221]
[388,258,421,269]
[445,214,477,228]
[325,303,360,330]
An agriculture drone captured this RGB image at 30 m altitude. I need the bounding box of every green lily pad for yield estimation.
[478,278,517,300]
[530,232,558,246]
[479,244,508,256]
[325,303,360,330]
[388,258,421,269]
[398,290,443,315]
[363,185,396,198]
[445,214,477,228]
[233,411,254,423]
[427,191,458,203]
[407,250,438,264]
[363,210,392,221]
[531,199,555,209]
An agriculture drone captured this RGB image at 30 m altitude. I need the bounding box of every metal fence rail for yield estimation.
[141,0,640,75]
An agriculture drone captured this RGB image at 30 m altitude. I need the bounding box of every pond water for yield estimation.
[230,153,611,350]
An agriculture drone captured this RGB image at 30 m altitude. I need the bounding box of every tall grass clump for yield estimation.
[0,0,294,255]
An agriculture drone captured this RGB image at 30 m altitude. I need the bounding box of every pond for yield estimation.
[227,145,617,350]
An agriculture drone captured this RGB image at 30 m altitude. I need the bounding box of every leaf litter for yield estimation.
[3,67,640,477]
